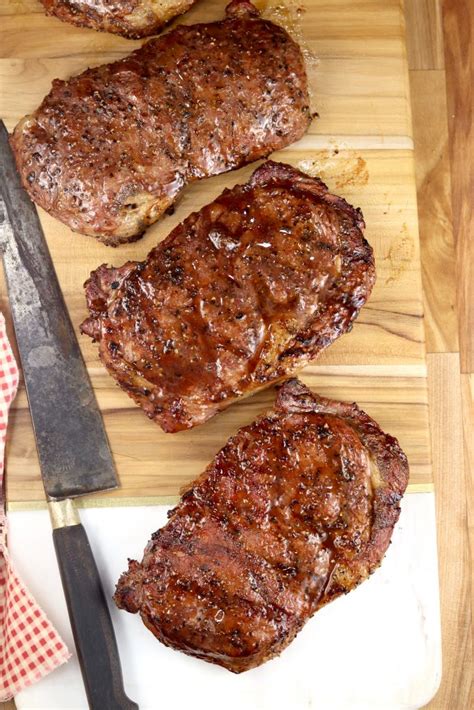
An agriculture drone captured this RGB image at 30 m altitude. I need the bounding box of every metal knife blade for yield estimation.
[0,120,117,500]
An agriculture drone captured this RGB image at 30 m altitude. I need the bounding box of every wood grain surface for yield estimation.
[0,0,432,507]
[442,0,473,374]
[405,0,445,70]
[409,70,458,353]
[425,354,472,709]
[1,2,472,710]
[3,1,470,709]
[3,146,432,502]
[405,1,473,707]
[6,366,432,506]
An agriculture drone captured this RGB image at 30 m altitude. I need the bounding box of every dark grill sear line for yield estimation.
[115,379,409,673]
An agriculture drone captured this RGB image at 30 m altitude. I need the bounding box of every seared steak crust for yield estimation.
[11,1,311,244]
[40,0,197,39]
[114,379,409,673]
[81,161,375,432]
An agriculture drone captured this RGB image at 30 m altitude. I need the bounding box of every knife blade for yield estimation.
[0,120,137,710]
[0,123,116,499]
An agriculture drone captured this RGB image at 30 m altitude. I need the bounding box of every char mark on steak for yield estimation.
[114,378,409,673]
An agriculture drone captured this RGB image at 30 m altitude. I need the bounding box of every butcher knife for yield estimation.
[0,120,137,709]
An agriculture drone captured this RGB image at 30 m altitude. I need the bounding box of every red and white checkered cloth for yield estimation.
[0,313,70,701]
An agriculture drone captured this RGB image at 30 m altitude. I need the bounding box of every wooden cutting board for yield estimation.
[0,0,432,508]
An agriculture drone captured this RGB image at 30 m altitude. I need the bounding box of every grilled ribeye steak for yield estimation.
[81,161,375,432]
[40,0,197,38]
[115,379,409,673]
[11,0,311,245]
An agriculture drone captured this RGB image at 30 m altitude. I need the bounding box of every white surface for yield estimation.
[9,493,441,710]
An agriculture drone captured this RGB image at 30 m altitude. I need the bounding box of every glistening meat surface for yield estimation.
[81,161,376,432]
[115,379,409,673]
[11,0,311,244]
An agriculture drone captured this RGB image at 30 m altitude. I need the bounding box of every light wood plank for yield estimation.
[406,3,473,706]
[424,353,473,709]
[0,147,430,505]
[460,373,474,624]
[442,0,474,373]
[0,0,407,56]
[0,1,430,512]
[409,70,458,353]
[405,0,445,70]
[0,9,430,501]
[6,368,432,506]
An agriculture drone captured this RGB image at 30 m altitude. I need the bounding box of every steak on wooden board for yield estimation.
[39,0,198,39]
[115,379,409,673]
[81,161,376,432]
[10,0,312,244]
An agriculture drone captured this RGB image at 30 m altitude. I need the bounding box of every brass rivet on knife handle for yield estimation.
[49,498,81,529]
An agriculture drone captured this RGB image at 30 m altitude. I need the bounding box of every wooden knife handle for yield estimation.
[53,522,138,710]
